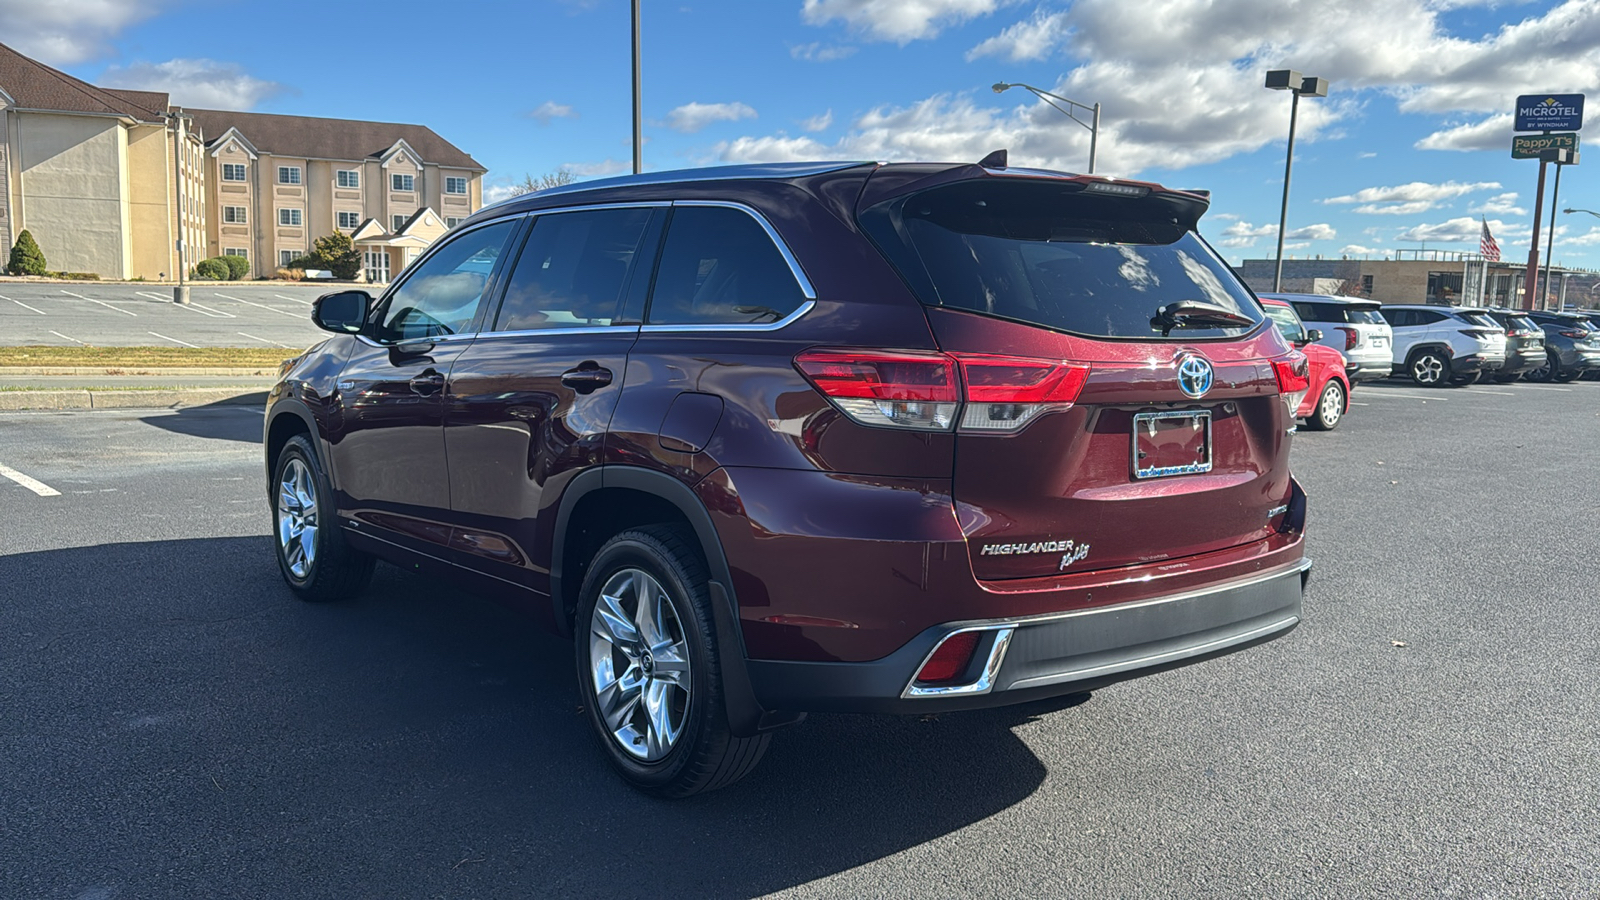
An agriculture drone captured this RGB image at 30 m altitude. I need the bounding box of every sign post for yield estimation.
[1513,93,1585,310]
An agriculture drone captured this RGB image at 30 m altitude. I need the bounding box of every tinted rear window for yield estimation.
[861,179,1261,340]
[1462,312,1500,328]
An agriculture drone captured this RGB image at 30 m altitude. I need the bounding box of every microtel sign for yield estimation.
[1514,94,1584,132]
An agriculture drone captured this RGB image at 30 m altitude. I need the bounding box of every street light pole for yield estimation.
[166,109,192,305]
[1265,70,1329,292]
[631,0,642,175]
[991,82,1101,175]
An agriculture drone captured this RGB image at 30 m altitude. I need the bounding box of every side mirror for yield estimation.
[312,290,372,335]
[1304,329,1323,343]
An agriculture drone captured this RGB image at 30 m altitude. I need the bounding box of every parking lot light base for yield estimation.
[173,286,190,305]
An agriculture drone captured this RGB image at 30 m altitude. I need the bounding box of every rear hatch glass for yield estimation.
[861,176,1293,580]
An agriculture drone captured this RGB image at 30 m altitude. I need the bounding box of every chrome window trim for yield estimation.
[670,200,816,299]
[901,625,1017,699]
[474,324,642,340]
[523,201,672,215]
[478,161,870,210]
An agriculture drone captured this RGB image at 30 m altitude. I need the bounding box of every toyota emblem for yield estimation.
[1177,355,1214,399]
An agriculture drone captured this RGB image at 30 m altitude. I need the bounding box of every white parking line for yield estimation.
[1361,391,1449,401]
[215,293,304,319]
[0,462,61,497]
[3,295,46,315]
[148,331,200,348]
[49,330,84,344]
[62,290,137,316]
[237,331,299,349]
[166,300,237,319]
[275,294,315,306]
[1514,384,1574,392]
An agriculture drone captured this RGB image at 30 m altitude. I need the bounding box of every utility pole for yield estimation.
[632,0,642,175]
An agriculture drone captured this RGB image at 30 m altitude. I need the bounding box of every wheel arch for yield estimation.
[264,399,318,488]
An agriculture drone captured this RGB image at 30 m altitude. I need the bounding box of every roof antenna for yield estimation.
[978,149,1007,169]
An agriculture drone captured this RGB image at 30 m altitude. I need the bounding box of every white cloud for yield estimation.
[1396,217,1501,243]
[665,101,757,133]
[801,109,834,132]
[790,42,858,61]
[527,101,577,125]
[1416,114,1513,151]
[99,58,285,110]
[801,0,1017,43]
[1282,241,1311,250]
[1323,181,1501,215]
[1471,193,1526,216]
[1341,244,1383,255]
[966,9,1070,61]
[0,0,158,64]
[565,158,630,177]
[1288,223,1337,240]
[483,182,520,205]
[1358,152,1378,158]
[1217,221,1278,248]
[1567,228,1600,247]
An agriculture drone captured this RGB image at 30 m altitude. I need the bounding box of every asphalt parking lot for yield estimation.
[2,381,1598,899]
[0,281,329,348]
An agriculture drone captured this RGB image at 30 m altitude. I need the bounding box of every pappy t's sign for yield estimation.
[1512,132,1579,159]
[1514,94,1584,132]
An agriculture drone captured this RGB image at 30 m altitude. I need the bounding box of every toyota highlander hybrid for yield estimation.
[264,158,1312,796]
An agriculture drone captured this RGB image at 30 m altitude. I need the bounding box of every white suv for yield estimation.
[1378,305,1507,386]
[1262,293,1392,382]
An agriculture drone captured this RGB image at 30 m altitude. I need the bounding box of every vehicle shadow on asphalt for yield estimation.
[2,536,1057,899]
[138,400,266,443]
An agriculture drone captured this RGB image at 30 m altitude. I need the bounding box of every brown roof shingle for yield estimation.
[0,41,166,119]
[187,108,485,172]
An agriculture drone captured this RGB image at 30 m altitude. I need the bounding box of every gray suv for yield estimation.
[1524,311,1600,382]
[1262,293,1392,382]
[1378,305,1507,386]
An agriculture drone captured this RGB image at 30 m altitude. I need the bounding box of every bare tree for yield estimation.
[509,170,576,197]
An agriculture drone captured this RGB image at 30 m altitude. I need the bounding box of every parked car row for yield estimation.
[1261,292,1600,389]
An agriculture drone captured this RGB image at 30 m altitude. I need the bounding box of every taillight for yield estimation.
[1335,326,1359,350]
[1560,330,1589,339]
[794,348,959,431]
[1273,352,1310,416]
[794,348,1090,433]
[951,353,1090,432]
[914,631,982,684]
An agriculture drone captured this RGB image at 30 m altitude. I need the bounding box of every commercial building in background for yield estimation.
[1236,251,1600,310]
[0,41,484,281]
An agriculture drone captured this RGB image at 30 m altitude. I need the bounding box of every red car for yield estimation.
[1261,296,1350,430]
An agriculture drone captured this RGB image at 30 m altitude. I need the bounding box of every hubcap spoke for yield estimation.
[594,592,639,645]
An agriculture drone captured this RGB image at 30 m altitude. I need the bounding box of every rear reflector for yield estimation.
[915,631,982,684]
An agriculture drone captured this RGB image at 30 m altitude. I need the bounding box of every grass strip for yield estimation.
[0,346,297,368]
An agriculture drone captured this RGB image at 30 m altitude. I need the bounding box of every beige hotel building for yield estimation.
[0,41,485,282]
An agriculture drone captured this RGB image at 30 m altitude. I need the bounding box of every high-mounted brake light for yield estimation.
[1273,352,1311,417]
[1081,181,1150,198]
[796,349,1090,434]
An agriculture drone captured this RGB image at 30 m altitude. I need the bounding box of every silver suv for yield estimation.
[1262,293,1392,382]
[1378,305,1507,386]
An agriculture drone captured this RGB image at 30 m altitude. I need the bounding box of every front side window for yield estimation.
[494,208,653,332]
[647,206,806,325]
[373,220,516,342]
[392,173,414,192]
[1264,305,1306,342]
[279,208,302,227]
[223,206,247,224]
[278,166,301,185]
[222,163,246,181]
[445,176,468,194]
[337,170,360,189]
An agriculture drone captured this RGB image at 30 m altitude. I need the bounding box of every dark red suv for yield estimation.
[265,159,1311,796]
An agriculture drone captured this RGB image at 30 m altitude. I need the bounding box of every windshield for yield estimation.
[860,179,1262,340]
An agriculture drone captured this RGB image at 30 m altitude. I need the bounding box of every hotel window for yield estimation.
[278,166,302,185]
[222,163,246,181]
[337,211,361,229]
[224,248,248,259]
[223,206,247,224]
[445,177,468,194]
[392,173,414,192]
[336,169,360,189]
[280,208,303,227]
[446,217,462,229]
[392,214,408,232]
[280,249,301,267]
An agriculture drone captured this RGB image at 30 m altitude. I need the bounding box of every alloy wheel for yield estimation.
[276,458,319,579]
[1412,354,1444,385]
[588,568,692,762]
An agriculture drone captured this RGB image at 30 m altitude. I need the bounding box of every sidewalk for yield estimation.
[0,372,272,410]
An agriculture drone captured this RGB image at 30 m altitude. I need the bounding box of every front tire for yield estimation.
[1409,350,1450,387]
[1525,353,1556,382]
[271,434,374,601]
[1305,380,1345,431]
[575,526,769,797]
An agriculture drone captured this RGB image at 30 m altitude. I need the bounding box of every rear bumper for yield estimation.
[1345,359,1391,381]
[1453,353,1503,374]
[747,556,1309,714]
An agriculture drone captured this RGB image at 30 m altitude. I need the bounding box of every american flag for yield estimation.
[1480,217,1501,262]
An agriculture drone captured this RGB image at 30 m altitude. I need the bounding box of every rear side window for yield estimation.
[493,207,654,331]
[646,206,807,325]
[861,179,1261,339]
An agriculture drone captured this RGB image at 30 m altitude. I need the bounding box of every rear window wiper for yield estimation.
[1151,300,1255,337]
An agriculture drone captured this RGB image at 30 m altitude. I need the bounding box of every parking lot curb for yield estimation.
[0,388,268,410]
[0,366,277,376]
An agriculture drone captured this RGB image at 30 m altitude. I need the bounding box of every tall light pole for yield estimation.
[164,109,194,305]
[1566,208,1600,220]
[631,0,642,175]
[1264,70,1329,292]
[992,82,1100,174]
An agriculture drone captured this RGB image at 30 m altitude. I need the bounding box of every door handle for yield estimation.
[409,370,446,394]
[561,364,614,393]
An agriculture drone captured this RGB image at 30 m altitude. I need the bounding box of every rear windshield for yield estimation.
[860,179,1262,340]
[1461,312,1500,328]
[1296,302,1383,325]
[1509,316,1539,332]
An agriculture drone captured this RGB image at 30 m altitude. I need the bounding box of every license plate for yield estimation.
[1370,337,1389,348]
[1133,410,1213,479]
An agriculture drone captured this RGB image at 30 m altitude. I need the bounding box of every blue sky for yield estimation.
[8,0,1600,267]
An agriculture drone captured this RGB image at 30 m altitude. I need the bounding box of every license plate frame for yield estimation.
[1132,409,1213,479]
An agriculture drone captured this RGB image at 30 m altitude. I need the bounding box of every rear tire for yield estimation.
[1409,350,1450,387]
[575,525,769,797]
[1553,368,1580,383]
[1448,371,1481,386]
[1305,380,1344,431]
[271,434,374,601]
[1525,353,1556,382]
